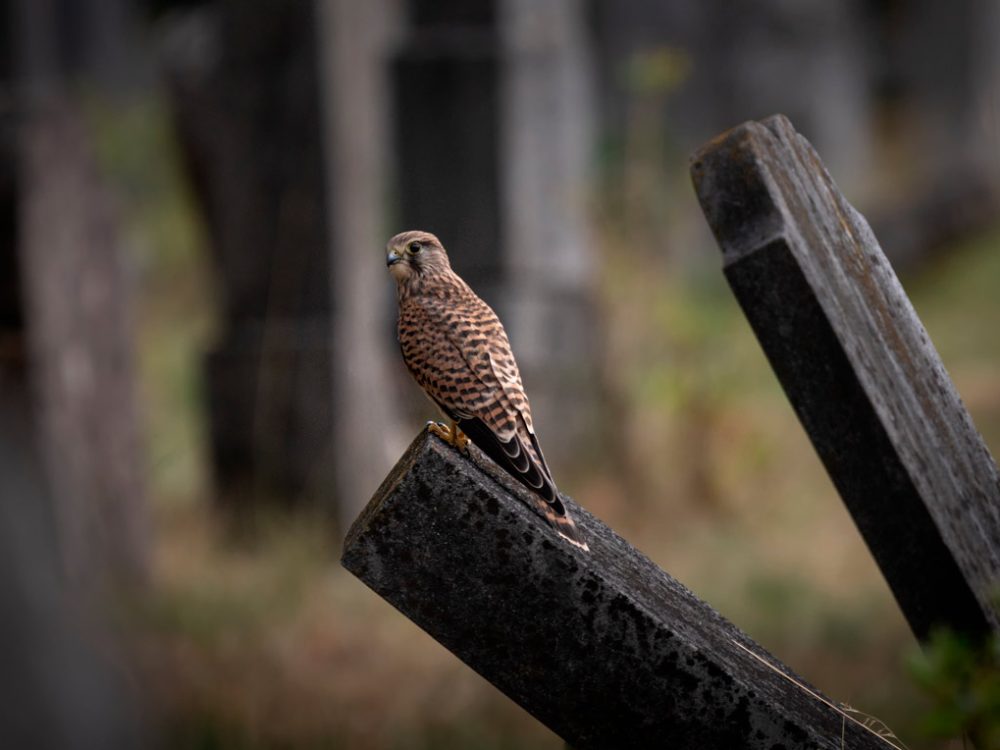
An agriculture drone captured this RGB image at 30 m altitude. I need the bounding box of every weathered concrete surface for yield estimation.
[691,114,1000,640]
[344,431,889,749]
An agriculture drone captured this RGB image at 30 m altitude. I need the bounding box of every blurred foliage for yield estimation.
[909,630,1000,749]
[86,94,216,505]
[87,95,209,273]
[623,46,692,95]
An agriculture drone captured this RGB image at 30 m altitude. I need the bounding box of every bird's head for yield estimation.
[385,230,451,284]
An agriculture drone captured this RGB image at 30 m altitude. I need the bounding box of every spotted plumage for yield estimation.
[386,230,587,550]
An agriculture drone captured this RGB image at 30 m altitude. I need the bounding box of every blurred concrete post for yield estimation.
[392,0,504,303]
[897,0,1000,185]
[499,0,599,463]
[317,0,407,528]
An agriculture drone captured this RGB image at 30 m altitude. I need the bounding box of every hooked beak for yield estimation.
[386,249,402,267]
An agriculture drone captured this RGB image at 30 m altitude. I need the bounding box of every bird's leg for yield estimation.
[426,420,469,453]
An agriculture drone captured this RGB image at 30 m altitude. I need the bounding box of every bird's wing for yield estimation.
[420,294,558,501]
[406,291,586,549]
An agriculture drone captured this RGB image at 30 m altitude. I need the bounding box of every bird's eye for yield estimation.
[408,241,422,254]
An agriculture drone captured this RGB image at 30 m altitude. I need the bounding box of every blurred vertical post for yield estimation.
[316,0,406,528]
[162,0,339,512]
[392,0,504,301]
[499,0,599,464]
[896,0,1000,186]
[865,0,1000,267]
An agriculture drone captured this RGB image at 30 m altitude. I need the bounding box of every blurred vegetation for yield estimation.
[86,95,217,506]
[909,629,1000,749]
[93,91,1000,748]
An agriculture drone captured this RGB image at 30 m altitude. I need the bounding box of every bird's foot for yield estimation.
[425,420,449,441]
[451,425,470,453]
[426,420,469,453]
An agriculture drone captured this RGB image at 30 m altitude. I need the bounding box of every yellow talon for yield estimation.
[452,425,469,452]
[426,420,469,453]
[426,420,449,440]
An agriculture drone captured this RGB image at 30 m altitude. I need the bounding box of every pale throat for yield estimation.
[389,262,410,283]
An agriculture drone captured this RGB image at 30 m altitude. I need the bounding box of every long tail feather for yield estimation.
[449,416,589,551]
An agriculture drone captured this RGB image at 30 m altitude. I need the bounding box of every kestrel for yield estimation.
[386,230,587,550]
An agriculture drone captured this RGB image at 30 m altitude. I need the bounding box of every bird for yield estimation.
[385,229,588,551]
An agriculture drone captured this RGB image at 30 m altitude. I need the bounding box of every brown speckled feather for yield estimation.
[387,230,586,549]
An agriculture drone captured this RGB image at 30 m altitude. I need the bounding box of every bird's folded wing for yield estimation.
[420,301,559,504]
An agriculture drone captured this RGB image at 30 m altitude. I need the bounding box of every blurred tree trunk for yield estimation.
[14,0,149,592]
[0,0,146,744]
[317,0,406,529]
[161,0,339,513]
[0,373,144,749]
[18,101,150,588]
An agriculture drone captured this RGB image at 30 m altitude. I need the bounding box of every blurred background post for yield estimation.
[1,0,999,747]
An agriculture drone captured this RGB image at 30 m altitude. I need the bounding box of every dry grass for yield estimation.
[125,505,559,749]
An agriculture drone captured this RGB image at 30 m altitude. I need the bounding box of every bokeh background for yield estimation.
[2,0,999,748]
